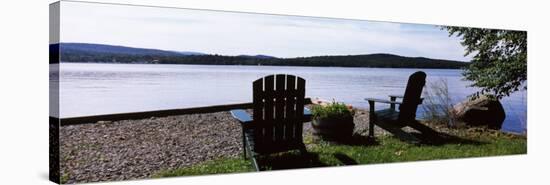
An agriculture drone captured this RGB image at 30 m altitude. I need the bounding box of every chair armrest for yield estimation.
[303,107,312,122]
[388,95,404,99]
[230,109,253,124]
[364,98,402,105]
[304,107,312,116]
[387,95,424,104]
[231,108,312,124]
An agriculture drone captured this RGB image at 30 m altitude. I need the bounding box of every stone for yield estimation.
[452,95,506,129]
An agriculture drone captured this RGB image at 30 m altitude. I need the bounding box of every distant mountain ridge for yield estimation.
[60,43,204,56]
[56,43,468,69]
[237,54,278,59]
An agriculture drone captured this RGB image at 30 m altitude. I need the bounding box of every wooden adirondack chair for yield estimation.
[230,74,311,171]
[364,71,438,143]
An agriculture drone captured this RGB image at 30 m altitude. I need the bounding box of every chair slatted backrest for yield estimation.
[252,74,305,148]
[398,71,427,122]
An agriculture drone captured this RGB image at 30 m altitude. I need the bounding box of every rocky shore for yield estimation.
[59,108,386,183]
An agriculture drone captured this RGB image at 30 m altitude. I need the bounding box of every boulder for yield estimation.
[452,95,506,129]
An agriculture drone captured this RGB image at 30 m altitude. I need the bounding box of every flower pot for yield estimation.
[312,116,354,141]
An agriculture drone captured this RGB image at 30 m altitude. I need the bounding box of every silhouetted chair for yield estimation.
[365,71,438,143]
[230,74,311,171]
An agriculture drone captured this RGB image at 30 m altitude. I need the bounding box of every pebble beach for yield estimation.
[59,109,382,183]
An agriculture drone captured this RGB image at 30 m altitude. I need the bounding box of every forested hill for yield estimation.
[59,43,204,56]
[57,43,468,69]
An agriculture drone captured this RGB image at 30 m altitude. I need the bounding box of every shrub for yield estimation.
[422,78,457,126]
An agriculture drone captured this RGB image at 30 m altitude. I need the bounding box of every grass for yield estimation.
[153,127,526,177]
[153,158,253,178]
[307,135,525,166]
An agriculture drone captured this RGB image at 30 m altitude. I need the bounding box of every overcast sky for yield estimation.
[60,1,471,61]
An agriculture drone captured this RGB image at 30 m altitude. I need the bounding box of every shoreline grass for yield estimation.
[153,127,526,177]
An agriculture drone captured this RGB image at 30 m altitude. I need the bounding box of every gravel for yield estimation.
[59,108,387,183]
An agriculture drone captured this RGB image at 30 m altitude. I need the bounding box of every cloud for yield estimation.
[60,1,470,61]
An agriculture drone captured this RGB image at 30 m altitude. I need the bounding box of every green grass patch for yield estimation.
[153,158,254,178]
[153,128,526,177]
[308,135,525,166]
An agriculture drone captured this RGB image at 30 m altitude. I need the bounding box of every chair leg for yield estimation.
[299,145,308,156]
[242,131,247,159]
[368,101,376,137]
[409,120,440,139]
[368,120,375,137]
[244,143,260,171]
[251,156,260,171]
[243,146,247,159]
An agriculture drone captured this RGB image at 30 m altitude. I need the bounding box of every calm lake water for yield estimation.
[51,63,527,133]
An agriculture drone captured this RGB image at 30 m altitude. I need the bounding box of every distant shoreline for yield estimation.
[55,43,469,69]
[58,61,467,70]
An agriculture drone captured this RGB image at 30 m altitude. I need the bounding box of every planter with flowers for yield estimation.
[311,100,355,141]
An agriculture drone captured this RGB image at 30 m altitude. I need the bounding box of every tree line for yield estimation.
[60,52,468,69]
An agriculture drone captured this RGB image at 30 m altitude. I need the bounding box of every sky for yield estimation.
[60,1,471,61]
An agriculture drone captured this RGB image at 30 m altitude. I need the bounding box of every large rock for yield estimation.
[452,95,506,129]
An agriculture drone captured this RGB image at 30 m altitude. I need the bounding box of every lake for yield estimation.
[51,63,527,133]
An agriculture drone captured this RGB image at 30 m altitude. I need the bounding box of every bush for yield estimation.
[422,78,457,126]
[311,101,354,120]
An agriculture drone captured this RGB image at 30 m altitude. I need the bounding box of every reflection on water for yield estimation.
[55,63,526,133]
